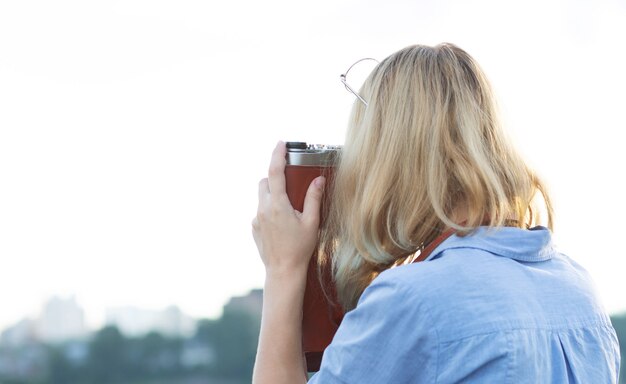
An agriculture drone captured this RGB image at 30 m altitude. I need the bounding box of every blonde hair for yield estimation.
[320,43,553,311]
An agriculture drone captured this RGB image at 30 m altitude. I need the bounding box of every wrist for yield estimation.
[263,268,308,315]
[265,261,308,283]
[264,267,307,296]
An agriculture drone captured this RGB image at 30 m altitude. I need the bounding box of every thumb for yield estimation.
[302,176,325,225]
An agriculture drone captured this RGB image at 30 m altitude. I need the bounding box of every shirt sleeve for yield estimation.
[307,270,438,384]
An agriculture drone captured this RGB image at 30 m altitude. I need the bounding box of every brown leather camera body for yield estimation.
[284,142,343,372]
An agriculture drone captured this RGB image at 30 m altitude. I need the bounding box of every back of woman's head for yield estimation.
[322,43,553,311]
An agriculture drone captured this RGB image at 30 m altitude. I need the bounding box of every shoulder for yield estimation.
[373,242,613,332]
[311,264,440,383]
[365,250,489,308]
[353,260,457,322]
[344,264,439,339]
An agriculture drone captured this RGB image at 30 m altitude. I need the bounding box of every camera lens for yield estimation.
[286,142,308,150]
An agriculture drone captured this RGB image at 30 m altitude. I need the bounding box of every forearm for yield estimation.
[253,270,308,384]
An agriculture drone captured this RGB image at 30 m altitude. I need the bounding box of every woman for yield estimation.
[251,43,620,383]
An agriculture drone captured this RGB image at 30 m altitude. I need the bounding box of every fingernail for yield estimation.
[315,176,326,188]
[276,140,284,148]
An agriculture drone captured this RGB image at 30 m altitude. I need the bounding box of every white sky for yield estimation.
[0,0,625,331]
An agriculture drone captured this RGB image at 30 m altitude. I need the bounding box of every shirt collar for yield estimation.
[425,226,555,263]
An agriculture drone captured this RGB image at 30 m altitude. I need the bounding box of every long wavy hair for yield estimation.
[320,43,553,312]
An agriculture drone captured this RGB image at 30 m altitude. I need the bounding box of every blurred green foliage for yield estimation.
[1,308,260,384]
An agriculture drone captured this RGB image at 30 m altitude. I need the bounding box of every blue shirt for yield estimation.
[309,226,620,383]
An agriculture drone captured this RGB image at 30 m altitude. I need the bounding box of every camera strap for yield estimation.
[412,227,457,263]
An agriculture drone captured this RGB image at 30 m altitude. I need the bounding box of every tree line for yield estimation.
[1,307,260,384]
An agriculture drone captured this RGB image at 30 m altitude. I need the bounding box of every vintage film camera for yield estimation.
[284,141,343,372]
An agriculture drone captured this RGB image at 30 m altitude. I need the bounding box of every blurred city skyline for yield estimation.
[0,289,263,383]
[1,290,262,344]
[1,0,626,332]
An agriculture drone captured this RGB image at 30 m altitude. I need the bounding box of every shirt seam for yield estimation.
[435,329,441,384]
[504,330,514,384]
[392,278,441,383]
[437,319,614,345]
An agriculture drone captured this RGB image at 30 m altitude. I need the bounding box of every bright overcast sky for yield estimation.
[1,0,625,331]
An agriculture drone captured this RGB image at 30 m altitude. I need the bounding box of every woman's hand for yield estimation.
[252,141,325,279]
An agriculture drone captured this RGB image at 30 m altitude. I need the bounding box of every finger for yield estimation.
[267,141,287,196]
[302,176,325,226]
